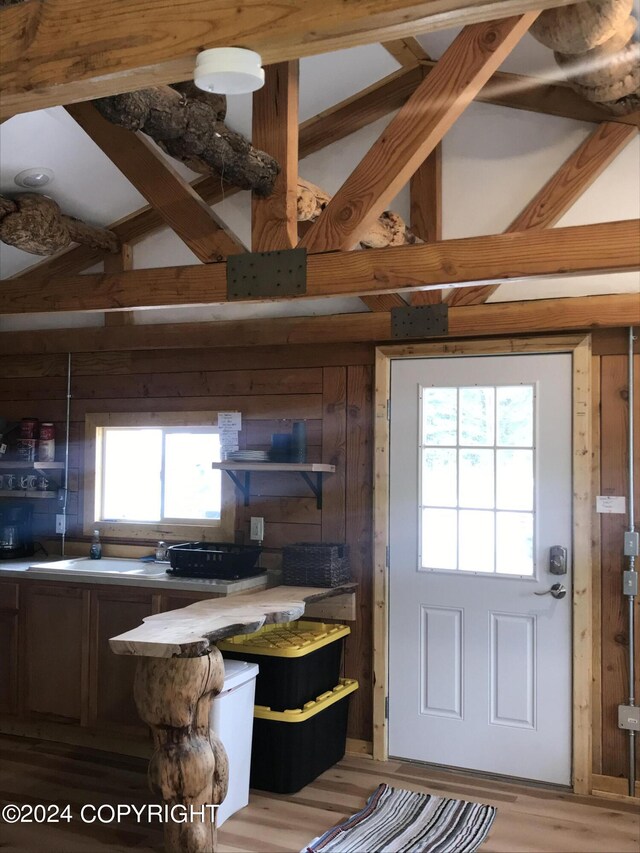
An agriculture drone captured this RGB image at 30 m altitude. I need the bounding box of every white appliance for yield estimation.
[211,658,259,826]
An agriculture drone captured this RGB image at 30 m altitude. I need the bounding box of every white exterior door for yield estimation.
[388,353,572,785]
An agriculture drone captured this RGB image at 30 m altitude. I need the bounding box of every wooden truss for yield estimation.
[1,1,639,326]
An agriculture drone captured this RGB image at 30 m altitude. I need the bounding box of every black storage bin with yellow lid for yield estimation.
[217,621,349,711]
[250,679,358,794]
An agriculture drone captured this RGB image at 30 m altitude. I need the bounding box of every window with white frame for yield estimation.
[84,412,235,541]
[419,385,535,576]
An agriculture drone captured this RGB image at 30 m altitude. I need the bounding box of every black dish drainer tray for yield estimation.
[166,542,263,579]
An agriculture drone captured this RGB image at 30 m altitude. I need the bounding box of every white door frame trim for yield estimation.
[373,335,592,795]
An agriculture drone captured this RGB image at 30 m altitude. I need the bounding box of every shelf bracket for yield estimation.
[221,467,327,510]
[300,471,324,510]
[224,470,251,506]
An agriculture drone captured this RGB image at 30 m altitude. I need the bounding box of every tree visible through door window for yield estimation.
[420,385,535,575]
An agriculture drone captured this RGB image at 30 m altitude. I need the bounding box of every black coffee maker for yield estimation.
[0,503,34,559]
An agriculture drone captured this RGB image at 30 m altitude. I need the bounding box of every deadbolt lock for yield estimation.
[549,545,567,575]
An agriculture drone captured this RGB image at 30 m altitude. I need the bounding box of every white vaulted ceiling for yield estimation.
[1,27,639,331]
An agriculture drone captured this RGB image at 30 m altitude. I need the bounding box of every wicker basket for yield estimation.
[282,542,351,587]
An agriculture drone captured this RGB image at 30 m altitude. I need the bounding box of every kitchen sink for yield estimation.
[27,557,166,577]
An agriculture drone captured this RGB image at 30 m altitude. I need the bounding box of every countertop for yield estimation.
[109,583,357,657]
[0,555,271,595]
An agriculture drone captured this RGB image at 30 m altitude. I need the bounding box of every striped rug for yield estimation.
[302,783,497,853]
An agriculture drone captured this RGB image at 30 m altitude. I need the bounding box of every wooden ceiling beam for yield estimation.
[65,102,245,262]
[299,65,425,159]
[2,220,636,315]
[299,14,539,254]
[103,244,134,327]
[0,0,577,119]
[9,56,637,286]
[381,37,431,66]
[252,62,299,251]
[9,69,423,285]
[0,293,636,356]
[410,144,443,306]
[447,121,639,306]
[362,294,407,311]
[367,38,433,313]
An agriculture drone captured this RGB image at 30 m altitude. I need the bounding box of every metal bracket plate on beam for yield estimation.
[227,248,307,300]
[390,303,448,339]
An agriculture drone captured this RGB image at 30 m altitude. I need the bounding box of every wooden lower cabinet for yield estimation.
[22,583,90,722]
[0,580,217,742]
[0,582,19,715]
[88,587,160,733]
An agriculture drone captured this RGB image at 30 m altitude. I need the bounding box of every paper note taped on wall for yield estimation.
[218,411,242,430]
[596,495,626,514]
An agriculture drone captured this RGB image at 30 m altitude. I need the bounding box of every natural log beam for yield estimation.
[0,192,119,255]
[66,102,245,262]
[252,62,299,251]
[447,121,638,306]
[529,0,640,116]
[0,293,636,355]
[298,178,415,249]
[299,14,539,253]
[92,86,279,196]
[2,220,637,315]
[0,0,577,119]
[531,0,633,54]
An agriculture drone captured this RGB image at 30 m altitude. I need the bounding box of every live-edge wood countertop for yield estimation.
[109,584,356,659]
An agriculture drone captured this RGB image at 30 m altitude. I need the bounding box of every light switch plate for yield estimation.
[250,517,264,541]
[55,514,66,534]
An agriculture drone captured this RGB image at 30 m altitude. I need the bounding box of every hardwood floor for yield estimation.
[0,735,638,853]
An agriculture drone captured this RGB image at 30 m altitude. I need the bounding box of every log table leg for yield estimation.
[133,647,229,853]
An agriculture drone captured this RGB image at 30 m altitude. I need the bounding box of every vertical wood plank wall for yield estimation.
[0,343,374,742]
[0,332,636,771]
[595,350,640,781]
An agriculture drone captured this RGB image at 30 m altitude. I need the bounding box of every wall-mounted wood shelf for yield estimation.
[212,462,335,509]
[0,490,57,499]
[0,461,64,470]
[0,462,63,500]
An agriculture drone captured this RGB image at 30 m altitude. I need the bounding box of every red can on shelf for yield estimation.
[37,422,55,462]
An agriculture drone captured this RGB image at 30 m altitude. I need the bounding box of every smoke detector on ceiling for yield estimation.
[194,47,265,95]
[14,168,55,189]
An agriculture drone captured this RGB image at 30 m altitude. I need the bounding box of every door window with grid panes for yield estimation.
[419,384,535,576]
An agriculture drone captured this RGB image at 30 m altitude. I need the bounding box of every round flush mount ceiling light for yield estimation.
[194,47,265,95]
[14,167,55,189]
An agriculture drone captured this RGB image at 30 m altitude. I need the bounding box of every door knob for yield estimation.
[534,583,567,600]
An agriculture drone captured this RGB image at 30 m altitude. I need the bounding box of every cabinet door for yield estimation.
[88,588,159,733]
[22,584,90,721]
[0,582,19,715]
